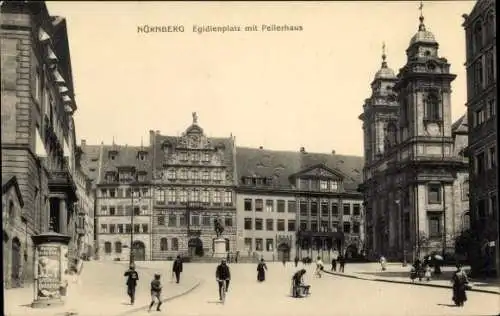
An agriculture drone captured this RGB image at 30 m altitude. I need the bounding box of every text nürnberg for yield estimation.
[136,24,303,34]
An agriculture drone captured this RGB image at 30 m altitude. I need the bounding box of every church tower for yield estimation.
[359,44,399,254]
[392,3,467,261]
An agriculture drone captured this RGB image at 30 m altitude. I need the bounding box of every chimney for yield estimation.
[300,147,306,153]
[81,139,86,148]
[331,150,336,155]
[259,146,263,150]
[156,130,160,135]
[149,130,155,146]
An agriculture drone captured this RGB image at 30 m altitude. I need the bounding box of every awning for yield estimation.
[62,95,71,103]
[59,86,68,93]
[47,46,58,62]
[52,69,65,84]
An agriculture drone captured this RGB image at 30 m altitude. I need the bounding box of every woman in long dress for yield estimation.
[257,259,267,282]
[451,264,469,307]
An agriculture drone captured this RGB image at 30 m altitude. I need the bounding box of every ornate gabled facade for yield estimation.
[462,0,497,276]
[359,7,469,262]
[149,114,237,260]
[236,146,364,262]
[1,2,82,287]
[93,143,153,261]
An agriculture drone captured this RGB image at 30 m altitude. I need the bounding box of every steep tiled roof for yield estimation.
[99,144,153,183]
[452,114,468,134]
[235,147,364,192]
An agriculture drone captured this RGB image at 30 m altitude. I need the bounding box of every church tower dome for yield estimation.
[408,1,437,47]
[374,43,396,80]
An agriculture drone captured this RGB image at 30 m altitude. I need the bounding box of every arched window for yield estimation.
[160,238,168,251]
[104,242,112,254]
[115,241,122,253]
[462,212,471,231]
[473,20,483,53]
[386,122,397,146]
[426,92,441,121]
[486,12,495,41]
[171,238,179,251]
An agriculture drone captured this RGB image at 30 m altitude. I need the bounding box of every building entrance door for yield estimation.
[11,238,21,288]
[277,243,290,262]
[132,241,146,261]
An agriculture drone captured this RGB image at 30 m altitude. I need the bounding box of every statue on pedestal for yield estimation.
[214,218,225,238]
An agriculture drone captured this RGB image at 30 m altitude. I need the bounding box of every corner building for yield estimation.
[359,13,469,261]
[150,115,237,260]
[236,147,364,262]
[462,0,498,276]
[2,2,80,287]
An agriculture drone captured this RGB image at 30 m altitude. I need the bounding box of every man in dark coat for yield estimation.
[124,263,139,305]
[172,255,183,284]
[338,254,346,273]
[294,256,299,267]
[215,259,231,301]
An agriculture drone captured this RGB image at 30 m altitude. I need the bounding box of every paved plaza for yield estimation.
[4,261,500,316]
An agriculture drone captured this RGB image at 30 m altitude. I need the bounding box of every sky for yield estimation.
[46,1,475,156]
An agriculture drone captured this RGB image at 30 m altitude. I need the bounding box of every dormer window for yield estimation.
[108,150,118,160]
[105,172,116,182]
[425,91,441,122]
[330,181,339,192]
[137,172,147,182]
[137,151,148,161]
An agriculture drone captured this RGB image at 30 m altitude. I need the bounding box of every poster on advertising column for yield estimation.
[37,244,62,299]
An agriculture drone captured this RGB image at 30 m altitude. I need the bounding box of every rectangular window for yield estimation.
[244,199,252,211]
[320,180,328,191]
[255,238,263,251]
[490,195,497,217]
[332,222,339,232]
[428,215,441,238]
[461,180,470,201]
[109,189,116,198]
[265,200,274,212]
[343,222,351,233]
[288,220,296,231]
[266,219,274,231]
[109,224,116,234]
[330,181,339,192]
[255,218,263,230]
[212,191,221,204]
[100,205,108,216]
[179,214,186,227]
[427,183,442,204]
[191,215,200,226]
[100,189,108,198]
[225,216,233,227]
[320,202,329,217]
[299,201,308,216]
[155,190,165,204]
[487,98,496,118]
[202,215,211,226]
[134,224,140,233]
[158,215,166,226]
[320,221,329,232]
[343,204,351,215]
[117,224,124,234]
[109,207,116,216]
[277,219,285,231]
[299,179,309,190]
[244,218,252,230]
[277,200,285,212]
[353,222,360,234]
[142,224,148,233]
[476,152,485,175]
[475,106,486,126]
[266,239,274,252]
[125,224,132,233]
[287,201,296,213]
[311,221,318,232]
[310,201,318,216]
[255,199,263,212]
[331,203,339,216]
[353,204,361,216]
[299,220,307,231]
[169,214,177,227]
[244,238,252,251]
[224,191,232,205]
[134,206,140,216]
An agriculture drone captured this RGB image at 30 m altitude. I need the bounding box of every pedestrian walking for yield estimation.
[257,258,268,282]
[148,273,163,312]
[124,263,139,305]
[172,255,183,284]
[379,256,387,271]
[331,249,339,271]
[451,264,470,307]
[338,254,345,273]
[294,256,299,267]
[282,258,286,267]
[315,256,324,278]
[424,264,432,281]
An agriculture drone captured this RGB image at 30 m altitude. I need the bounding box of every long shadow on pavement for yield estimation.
[437,303,459,308]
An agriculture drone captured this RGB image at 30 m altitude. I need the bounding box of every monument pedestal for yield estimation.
[213,238,227,258]
[31,232,71,308]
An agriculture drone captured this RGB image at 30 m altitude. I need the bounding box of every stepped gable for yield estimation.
[99,144,153,183]
[236,147,364,192]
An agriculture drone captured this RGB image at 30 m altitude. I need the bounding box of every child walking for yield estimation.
[148,273,163,312]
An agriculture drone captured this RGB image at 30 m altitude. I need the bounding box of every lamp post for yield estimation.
[395,199,407,267]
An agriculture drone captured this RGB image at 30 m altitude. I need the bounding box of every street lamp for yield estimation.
[395,199,407,267]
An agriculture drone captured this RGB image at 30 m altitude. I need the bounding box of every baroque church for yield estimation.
[359,8,469,262]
